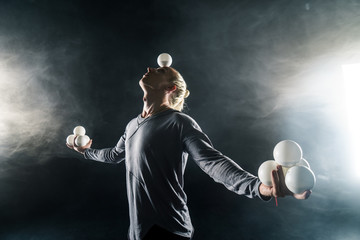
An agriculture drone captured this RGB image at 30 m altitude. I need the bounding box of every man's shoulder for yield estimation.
[171,110,195,122]
[171,111,201,130]
[124,115,140,131]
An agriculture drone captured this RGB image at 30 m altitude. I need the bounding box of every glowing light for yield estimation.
[342,63,360,178]
[0,54,62,160]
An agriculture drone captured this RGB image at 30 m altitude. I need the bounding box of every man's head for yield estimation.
[139,67,189,111]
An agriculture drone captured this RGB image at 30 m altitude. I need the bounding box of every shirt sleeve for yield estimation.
[182,118,268,200]
[83,133,126,164]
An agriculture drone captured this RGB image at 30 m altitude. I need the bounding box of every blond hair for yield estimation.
[168,68,190,112]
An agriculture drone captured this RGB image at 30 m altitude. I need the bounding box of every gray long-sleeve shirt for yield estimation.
[84,109,266,240]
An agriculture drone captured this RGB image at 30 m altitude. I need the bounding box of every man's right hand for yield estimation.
[259,165,311,200]
[66,137,93,154]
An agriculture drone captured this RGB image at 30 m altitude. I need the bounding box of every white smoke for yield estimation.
[0,39,88,163]
[0,51,57,160]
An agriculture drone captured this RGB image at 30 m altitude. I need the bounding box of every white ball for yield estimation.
[73,126,86,136]
[75,135,90,147]
[157,53,172,67]
[258,160,278,186]
[66,134,76,146]
[273,140,302,167]
[285,166,316,194]
[297,158,310,168]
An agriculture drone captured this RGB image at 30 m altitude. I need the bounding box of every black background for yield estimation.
[0,0,360,239]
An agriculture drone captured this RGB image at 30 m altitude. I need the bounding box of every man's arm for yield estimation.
[67,134,126,164]
[182,116,311,201]
[182,118,267,200]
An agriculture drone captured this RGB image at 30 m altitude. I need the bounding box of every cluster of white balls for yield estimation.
[258,140,316,194]
[66,126,90,147]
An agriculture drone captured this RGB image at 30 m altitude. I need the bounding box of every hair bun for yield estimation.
[184,89,190,98]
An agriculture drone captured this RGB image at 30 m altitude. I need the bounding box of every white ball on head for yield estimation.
[157,53,172,67]
[273,140,302,167]
[75,135,90,147]
[258,160,278,186]
[73,126,86,136]
[285,166,316,194]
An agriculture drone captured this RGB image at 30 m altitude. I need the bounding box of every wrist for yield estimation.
[75,147,87,155]
[259,183,272,199]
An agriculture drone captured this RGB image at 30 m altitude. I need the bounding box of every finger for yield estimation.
[277,165,286,185]
[66,143,74,149]
[271,169,280,197]
[84,139,92,148]
[294,190,312,200]
[276,165,287,197]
